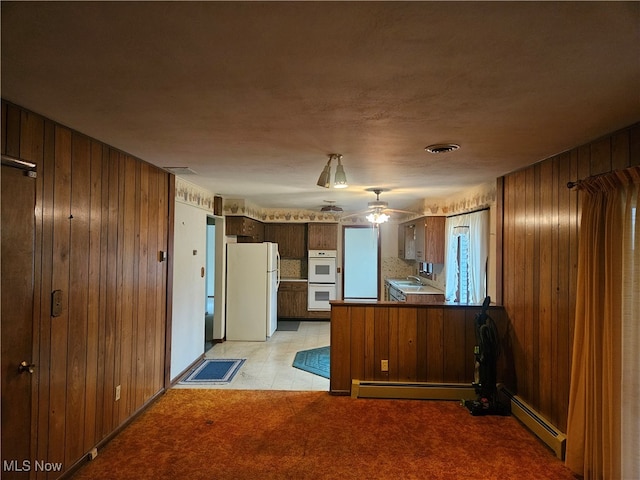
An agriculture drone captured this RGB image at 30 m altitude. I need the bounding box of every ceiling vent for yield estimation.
[164,166,198,175]
[425,143,460,154]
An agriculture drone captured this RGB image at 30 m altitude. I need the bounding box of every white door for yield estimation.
[343,226,379,299]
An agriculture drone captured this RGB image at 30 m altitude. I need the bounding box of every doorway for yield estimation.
[1,162,36,467]
[343,225,380,299]
[205,215,226,345]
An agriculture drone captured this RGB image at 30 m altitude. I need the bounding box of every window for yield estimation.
[444,209,489,304]
[455,228,469,303]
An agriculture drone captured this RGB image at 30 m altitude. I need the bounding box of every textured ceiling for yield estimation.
[2,1,639,214]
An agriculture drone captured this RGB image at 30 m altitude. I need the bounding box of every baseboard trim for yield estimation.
[351,380,477,401]
[499,386,566,460]
[171,353,206,386]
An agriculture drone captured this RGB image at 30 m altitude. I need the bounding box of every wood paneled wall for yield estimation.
[330,303,511,395]
[500,122,640,432]
[1,101,172,477]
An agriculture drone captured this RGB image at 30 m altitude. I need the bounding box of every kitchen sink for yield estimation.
[389,279,420,286]
[399,286,425,292]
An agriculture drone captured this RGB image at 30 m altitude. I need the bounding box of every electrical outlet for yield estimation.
[381,360,389,372]
[115,384,121,401]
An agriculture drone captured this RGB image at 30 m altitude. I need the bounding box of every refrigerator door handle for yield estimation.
[276,251,281,288]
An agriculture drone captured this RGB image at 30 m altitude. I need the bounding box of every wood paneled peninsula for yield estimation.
[329,300,512,396]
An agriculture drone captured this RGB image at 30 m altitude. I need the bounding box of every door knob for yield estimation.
[19,361,35,374]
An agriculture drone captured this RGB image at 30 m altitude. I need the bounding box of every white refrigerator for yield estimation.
[226,242,280,341]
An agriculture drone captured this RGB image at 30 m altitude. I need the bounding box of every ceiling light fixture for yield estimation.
[316,153,348,189]
[425,143,460,154]
[366,188,390,224]
[366,212,390,224]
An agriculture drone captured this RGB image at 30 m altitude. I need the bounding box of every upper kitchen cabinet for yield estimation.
[308,223,338,250]
[225,216,264,243]
[415,218,426,262]
[264,223,306,258]
[423,216,445,263]
[398,222,416,260]
[399,217,444,263]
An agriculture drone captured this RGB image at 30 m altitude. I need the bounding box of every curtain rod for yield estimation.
[446,206,490,218]
[567,166,640,190]
[1,153,37,172]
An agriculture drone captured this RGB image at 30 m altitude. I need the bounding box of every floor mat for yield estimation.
[292,346,329,378]
[179,359,245,384]
[277,320,300,331]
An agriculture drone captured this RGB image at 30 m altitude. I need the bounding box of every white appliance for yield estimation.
[308,250,337,283]
[308,250,337,311]
[226,242,280,341]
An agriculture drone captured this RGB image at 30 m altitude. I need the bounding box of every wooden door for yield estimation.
[1,163,36,473]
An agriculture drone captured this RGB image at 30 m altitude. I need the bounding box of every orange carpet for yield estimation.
[71,389,577,480]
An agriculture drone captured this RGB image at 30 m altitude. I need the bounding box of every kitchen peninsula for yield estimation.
[329,300,510,396]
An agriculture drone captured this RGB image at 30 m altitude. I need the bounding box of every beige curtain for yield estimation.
[566,167,639,479]
[621,172,639,479]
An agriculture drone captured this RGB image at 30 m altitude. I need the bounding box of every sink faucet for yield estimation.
[407,275,422,284]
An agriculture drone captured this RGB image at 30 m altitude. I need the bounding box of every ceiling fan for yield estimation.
[319,200,343,213]
[342,188,414,224]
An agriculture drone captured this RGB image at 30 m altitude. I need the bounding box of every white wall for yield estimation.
[171,201,207,381]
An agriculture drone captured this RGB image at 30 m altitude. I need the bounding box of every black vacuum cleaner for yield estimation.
[464,296,508,416]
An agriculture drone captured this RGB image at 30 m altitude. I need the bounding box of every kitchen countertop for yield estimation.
[386,278,444,295]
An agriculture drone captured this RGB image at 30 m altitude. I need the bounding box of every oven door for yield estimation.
[308,283,336,311]
[308,257,336,283]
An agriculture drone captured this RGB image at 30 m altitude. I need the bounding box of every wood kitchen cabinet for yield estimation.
[403,216,445,263]
[225,216,264,243]
[278,281,308,318]
[264,223,306,258]
[398,222,416,260]
[397,222,405,258]
[307,223,338,250]
[424,216,445,263]
[415,218,426,262]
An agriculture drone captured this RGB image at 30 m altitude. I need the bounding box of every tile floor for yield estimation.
[175,320,330,391]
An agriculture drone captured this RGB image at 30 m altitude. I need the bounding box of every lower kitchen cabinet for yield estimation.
[278,281,308,318]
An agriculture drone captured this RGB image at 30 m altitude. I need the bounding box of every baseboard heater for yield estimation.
[351,380,476,401]
[499,385,566,460]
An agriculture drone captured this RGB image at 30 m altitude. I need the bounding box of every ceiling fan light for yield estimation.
[366,212,389,224]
